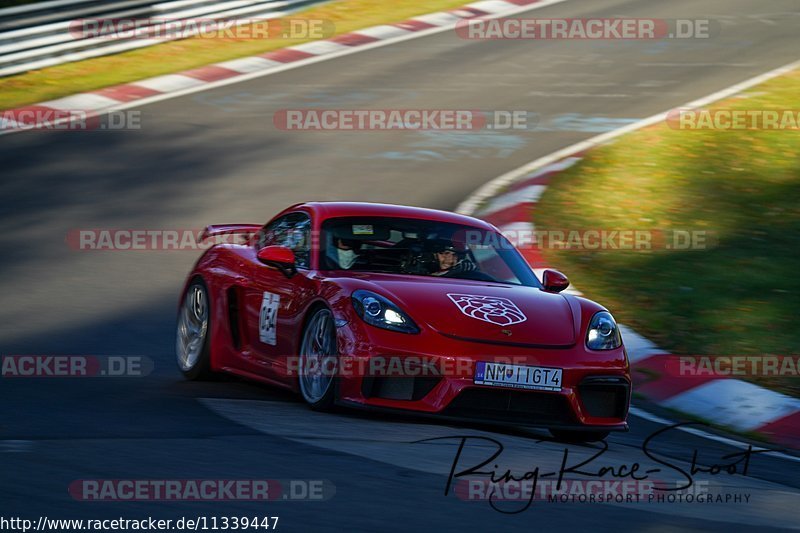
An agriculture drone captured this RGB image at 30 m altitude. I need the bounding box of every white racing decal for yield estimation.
[447,293,527,326]
[259,292,280,345]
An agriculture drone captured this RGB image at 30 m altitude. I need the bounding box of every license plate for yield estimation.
[474,362,562,392]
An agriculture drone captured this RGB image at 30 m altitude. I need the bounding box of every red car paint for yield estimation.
[179,202,630,431]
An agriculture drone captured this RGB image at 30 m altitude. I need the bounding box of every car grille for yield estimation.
[361,376,442,401]
[442,387,576,425]
[578,376,630,419]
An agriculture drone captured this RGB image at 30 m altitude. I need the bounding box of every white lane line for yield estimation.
[460,156,582,216]
[628,407,800,464]
[0,0,572,136]
[456,57,800,216]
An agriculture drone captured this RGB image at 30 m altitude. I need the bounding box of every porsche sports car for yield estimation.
[176,202,630,441]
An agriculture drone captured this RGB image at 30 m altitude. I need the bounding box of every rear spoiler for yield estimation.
[198,224,262,243]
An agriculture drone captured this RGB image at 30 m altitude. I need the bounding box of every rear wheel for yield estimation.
[549,429,610,443]
[176,279,214,380]
[298,308,338,411]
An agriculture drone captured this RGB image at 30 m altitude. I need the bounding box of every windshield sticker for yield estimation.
[352,224,374,235]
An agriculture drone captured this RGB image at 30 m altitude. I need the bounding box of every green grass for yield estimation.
[536,69,800,397]
[0,0,468,109]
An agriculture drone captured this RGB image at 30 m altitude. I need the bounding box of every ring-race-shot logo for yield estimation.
[455,479,749,505]
[447,294,527,326]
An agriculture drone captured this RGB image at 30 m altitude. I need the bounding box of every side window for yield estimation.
[258,213,311,269]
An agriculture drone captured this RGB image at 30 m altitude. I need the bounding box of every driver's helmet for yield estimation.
[334,237,362,251]
[429,238,460,254]
[431,239,458,253]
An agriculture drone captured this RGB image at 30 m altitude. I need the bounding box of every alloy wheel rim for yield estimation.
[299,310,337,403]
[176,284,208,371]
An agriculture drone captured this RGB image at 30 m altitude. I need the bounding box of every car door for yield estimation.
[241,212,316,373]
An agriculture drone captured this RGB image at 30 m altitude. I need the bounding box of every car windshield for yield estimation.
[320,216,541,287]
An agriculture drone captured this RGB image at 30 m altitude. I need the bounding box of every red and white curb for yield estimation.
[0,0,562,134]
[458,60,800,450]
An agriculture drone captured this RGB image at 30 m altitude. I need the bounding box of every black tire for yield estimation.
[549,429,610,443]
[176,278,215,380]
[298,307,338,411]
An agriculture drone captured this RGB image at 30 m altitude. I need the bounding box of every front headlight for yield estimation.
[586,311,621,350]
[351,290,420,334]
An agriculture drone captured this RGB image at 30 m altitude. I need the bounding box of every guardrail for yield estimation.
[0,0,323,77]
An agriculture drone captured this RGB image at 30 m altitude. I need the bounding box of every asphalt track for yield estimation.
[1,0,800,530]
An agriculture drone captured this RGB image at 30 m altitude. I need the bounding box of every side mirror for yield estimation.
[542,269,569,293]
[257,245,296,277]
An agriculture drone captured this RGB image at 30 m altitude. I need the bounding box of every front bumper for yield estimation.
[334,320,631,431]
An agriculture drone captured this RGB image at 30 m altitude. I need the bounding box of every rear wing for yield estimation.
[198,224,262,244]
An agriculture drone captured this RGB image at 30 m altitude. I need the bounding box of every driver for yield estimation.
[332,237,361,269]
[430,239,476,277]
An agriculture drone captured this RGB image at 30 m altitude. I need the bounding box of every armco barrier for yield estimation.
[0,0,324,77]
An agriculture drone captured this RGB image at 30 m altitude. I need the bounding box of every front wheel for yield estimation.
[549,429,610,443]
[298,308,338,411]
[176,279,214,380]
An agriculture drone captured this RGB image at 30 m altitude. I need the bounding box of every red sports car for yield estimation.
[176,202,630,441]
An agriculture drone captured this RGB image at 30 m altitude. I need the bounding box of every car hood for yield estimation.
[348,274,576,347]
